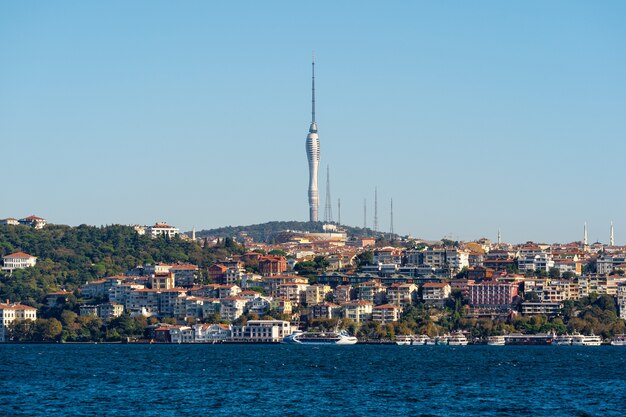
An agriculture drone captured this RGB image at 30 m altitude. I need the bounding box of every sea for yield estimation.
[1,344,625,416]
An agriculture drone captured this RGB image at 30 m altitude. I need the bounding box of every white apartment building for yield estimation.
[342,300,373,323]
[2,252,37,272]
[147,222,180,239]
[618,283,626,320]
[231,320,292,342]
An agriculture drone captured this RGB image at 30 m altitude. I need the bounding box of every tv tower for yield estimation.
[337,198,341,225]
[583,222,588,246]
[305,54,320,222]
[323,165,333,223]
[610,221,615,246]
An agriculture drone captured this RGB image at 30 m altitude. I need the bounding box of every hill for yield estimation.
[195,221,388,243]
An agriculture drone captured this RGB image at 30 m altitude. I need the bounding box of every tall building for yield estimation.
[306,56,320,222]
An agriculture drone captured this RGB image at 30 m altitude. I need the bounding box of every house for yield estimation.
[0,302,37,342]
[193,323,231,343]
[18,215,47,229]
[373,304,401,324]
[2,252,37,272]
[0,218,19,226]
[258,256,288,276]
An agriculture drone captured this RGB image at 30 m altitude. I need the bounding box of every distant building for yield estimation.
[2,252,37,273]
[0,302,37,342]
[232,320,292,342]
[372,304,401,324]
[421,283,451,307]
[147,222,179,239]
[342,300,373,323]
[0,218,19,226]
[18,215,47,229]
[468,281,519,313]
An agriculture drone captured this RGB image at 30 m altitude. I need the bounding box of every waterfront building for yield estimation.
[2,252,37,272]
[0,302,37,342]
[618,283,626,320]
[521,302,562,317]
[232,319,292,342]
[193,323,231,343]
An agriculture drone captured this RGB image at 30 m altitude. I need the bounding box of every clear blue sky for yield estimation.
[1,1,625,244]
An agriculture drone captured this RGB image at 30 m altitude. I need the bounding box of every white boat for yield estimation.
[553,334,573,346]
[412,335,431,345]
[436,335,449,345]
[571,333,602,346]
[487,335,506,346]
[447,332,468,346]
[395,335,413,346]
[610,335,626,346]
[283,330,357,345]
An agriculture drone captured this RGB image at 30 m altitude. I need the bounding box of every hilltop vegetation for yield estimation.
[196,221,389,243]
[0,224,243,307]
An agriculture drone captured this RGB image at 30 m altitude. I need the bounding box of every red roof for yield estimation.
[3,252,35,259]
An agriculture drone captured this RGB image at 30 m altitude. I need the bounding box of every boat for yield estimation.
[610,335,626,346]
[396,335,431,346]
[436,335,449,345]
[283,330,357,345]
[487,335,506,346]
[395,335,413,346]
[447,332,468,346]
[504,333,554,345]
[553,334,573,346]
[571,333,602,346]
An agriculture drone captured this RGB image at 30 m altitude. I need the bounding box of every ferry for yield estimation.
[610,335,626,346]
[553,334,573,346]
[447,333,468,346]
[571,333,602,346]
[283,330,357,345]
[487,336,506,346]
[504,333,554,345]
[395,335,413,346]
[396,335,431,345]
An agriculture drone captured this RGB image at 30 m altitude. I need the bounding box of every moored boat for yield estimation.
[610,335,626,346]
[553,334,573,346]
[283,330,357,345]
[447,332,468,346]
[571,333,602,346]
[504,333,554,345]
[395,335,413,346]
[487,335,506,346]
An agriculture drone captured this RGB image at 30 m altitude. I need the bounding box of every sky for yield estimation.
[1,1,625,244]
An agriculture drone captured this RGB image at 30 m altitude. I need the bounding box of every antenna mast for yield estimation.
[373,188,378,232]
[323,165,333,223]
[390,198,394,237]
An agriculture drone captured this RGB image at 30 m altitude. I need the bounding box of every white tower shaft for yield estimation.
[306,56,320,222]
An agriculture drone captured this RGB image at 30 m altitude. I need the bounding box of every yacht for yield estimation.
[283,330,357,345]
[553,334,573,346]
[396,335,431,346]
[610,335,626,346]
[412,335,431,345]
[447,333,468,346]
[487,335,506,346]
[571,333,602,346]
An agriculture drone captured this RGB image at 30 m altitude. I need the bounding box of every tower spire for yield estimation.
[311,52,316,125]
[610,221,615,246]
[583,222,588,246]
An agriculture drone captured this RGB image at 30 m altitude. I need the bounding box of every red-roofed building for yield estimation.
[373,304,401,324]
[18,215,47,229]
[0,302,37,341]
[2,252,37,272]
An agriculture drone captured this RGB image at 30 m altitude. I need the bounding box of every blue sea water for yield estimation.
[1,344,625,416]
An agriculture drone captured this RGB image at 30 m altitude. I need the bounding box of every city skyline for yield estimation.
[1,2,626,243]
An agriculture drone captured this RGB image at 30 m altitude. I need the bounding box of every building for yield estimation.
[2,252,37,272]
[386,283,417,306]
[372,304,401,324]
[0,302,37,342]
[421,283,451,307]
[0,218,19,226]
[258,256,288,277]
[305,56,320,222]
[232,320,292,342]
[342,300,373,323]
[468,281,519,313]
[18,215,47,229]
[147,222,179,239]
[305,284,331,306]
[356,280,386,305]
[169,265,199,288]
[618,283,626,320]
[521,302,562,317]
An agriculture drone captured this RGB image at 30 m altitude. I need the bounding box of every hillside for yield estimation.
[195,221,389,243]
